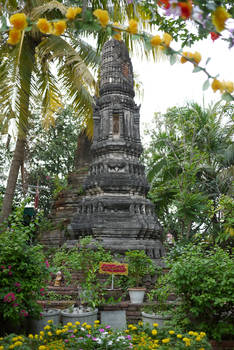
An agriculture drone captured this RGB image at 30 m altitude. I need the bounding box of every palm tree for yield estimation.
[0,0,99,223]
[145,102,234,241]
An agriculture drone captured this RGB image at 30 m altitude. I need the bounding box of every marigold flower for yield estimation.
[152,329,157,335]
[28,334,34,339]
[162,33,172,46]
[7,28,21,45]
[53,20,66,36]
[162,338,170,343]
[153,323,158,327]
[66,7,82,20]
[38,346,46,350]
[10,13,27,30]
[193,51,201,65]
[178,1,192,19]
[127,19,138,34]
[212,7,230,32]
[37,18,52,34]
[93,9,109,27]
[113,22,122,40]
[169,330,175,334]
[211,79,223,92]
[151,35,162,47]
[177,334,183,338]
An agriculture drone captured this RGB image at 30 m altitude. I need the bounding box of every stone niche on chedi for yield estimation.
[70,38,164,261]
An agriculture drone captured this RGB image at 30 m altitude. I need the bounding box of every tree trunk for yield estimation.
[0,36,35,224]
[0,138,25,223]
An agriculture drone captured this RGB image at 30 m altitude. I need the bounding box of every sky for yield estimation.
[130,36,234,142]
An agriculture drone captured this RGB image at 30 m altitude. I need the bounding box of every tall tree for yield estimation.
[145,102,234,243]
[0,0,99,223]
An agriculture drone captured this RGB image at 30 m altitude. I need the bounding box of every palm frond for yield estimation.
[31,0,67,20]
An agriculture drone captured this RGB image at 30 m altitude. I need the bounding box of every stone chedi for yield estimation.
[70,39,164,260]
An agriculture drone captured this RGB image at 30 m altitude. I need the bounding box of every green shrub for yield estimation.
[162,243,234,340]
[0,205,51,327]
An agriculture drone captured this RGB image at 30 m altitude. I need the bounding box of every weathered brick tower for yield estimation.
[69,39,164,261]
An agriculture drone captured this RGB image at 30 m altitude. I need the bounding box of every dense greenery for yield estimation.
[145,102,234,243]
[160,243,234,341]
[0,204,51,327]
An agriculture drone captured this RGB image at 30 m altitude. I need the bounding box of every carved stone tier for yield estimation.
[70,39,164,260]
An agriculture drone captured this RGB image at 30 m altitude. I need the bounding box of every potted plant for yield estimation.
[141,278,174,327]
[124,250,157,304]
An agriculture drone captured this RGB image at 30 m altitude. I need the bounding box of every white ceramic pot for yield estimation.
[61,307,98,325]
[128,288,146,304]
[29,309,61,333]
[142,311,171,328]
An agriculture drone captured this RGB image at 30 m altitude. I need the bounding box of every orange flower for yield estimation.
[66,7,82,20]
[212,7,230,32]
[211,79,223,92]
[113,22,122,41]
[192,51,202,65]
[127,19,138,34]
[7,28,21,45]
[178,1,193,19]
[157,0,170,9]
[162,33,172,46]
[151,35,162,47]
[37,18,52,34]
[53,20,66,36]
[10,13,27,30]
[93,9,109,27]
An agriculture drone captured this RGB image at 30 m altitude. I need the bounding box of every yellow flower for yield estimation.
[7,28,21,45]
[200,332,206,337]
[47,319,53,324]
[66,7,82,20]
[67,322,73,327]
[0,346,3,350]
[56,330,62,335]
[94,320,99,324]
[169,330,175,335]
[212,7,230,32]
[127,19,138,34]
[196,336,201,341]
[13,342,22,347]
[86,325,92,329]
[162,33,172,46]
[28,334,34,339]
[152,329,157,335]
[82,322,87,327]
[223,81,234,93]
[188,331,194,336]
[177,334,183,338]
[35,335,38,339]
[193,51,202,65]
[151,35,162,47]
[138,321,143,326]
[47,332,52,336]
[44,325,50,330]
[93,9,109,27]
[113,22,122,41]
[53,20,66,36]
[10,13,27,30]
[211,79,223,92]
[153,323,158,327]
[37,18,52,34]
[199,348,205,350]
[39,346,46,350]
[162,338,170,343]
[40,331,44,336]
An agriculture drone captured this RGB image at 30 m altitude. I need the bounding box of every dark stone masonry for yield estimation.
[68,39,164,261]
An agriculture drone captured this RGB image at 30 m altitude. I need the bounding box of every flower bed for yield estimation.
[0,319,211,349]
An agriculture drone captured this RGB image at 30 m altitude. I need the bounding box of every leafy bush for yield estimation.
[162,244,234,340]
[0,204,51,327]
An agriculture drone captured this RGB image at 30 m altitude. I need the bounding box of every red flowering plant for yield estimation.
[0,203,51,328]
